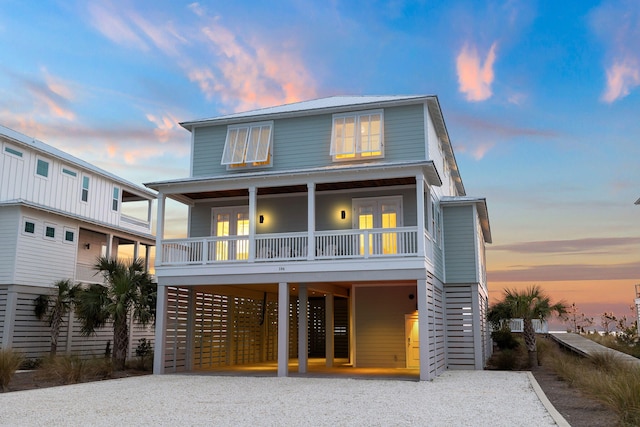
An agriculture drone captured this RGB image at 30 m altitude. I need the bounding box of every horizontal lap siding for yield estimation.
[384,104,426,161]
[0,207,18,283]
[190,104,427,178]
[445,284,476,369]
[355,285,417,368]
[443,205,477,283]
[15,209,77,287]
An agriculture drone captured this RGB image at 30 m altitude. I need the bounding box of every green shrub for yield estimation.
[134,338,153,371]
[491,329,520,350]
[0,349,24,392]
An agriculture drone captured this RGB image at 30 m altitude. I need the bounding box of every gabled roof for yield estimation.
[0,124,155,200]
[440,196,492,243]
[180,95,465,196]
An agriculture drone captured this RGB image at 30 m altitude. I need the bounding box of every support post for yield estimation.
[416,175,426,257]
[325,293,334,368]
[155,193,165,269]
[298,285,308,373]
[186,288,196,371]
[277,282,289,377]
[307,183,315,260]
[248,186,257,262]
[153,284,168,374]
[417,278,432,381]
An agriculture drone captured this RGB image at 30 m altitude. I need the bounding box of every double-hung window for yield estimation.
[331,110,383,161]
[112,187,119,211]
[221,121,273,168]
[81,176,90,202]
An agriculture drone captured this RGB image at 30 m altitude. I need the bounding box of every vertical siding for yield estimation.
[0,206,18,283]
[354,285,417,368]
[443,205,477,283]
[0,141,148,230]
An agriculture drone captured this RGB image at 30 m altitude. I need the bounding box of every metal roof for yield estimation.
[0,124,156,200]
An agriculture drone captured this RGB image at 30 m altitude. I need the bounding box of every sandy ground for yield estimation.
[0,370,558,426]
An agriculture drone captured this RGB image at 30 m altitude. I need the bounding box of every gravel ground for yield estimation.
[0,370,557,426]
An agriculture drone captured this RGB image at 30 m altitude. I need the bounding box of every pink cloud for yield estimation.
[601,58,640,103]
[146,113,181,143]
[87,3,149,51]
[456,42,498,102]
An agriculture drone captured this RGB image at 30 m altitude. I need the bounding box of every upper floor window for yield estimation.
[44,224,55,239]
[4,145,23,158]
[331,110,383,161]
[24,220,35,234]
[81,176,90,202]
[62,167,77,177]
[221,122,273,168]
[36,158,50,177]
[112,187,120,211]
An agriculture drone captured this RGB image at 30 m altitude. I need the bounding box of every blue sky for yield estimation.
[2,0,639,326]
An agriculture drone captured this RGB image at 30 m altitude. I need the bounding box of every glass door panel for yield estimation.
[212,208,249,261]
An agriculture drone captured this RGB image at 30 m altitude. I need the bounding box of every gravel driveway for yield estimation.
[0,370,560,426]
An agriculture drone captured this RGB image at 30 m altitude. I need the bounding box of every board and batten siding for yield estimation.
[0,143,131,229]
[14,208,77,287]
[0,206,19,284]
[354,285,417,368]
[190,105,428,177]
[443,205,478,283]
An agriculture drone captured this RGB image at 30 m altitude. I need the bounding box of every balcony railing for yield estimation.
[159,227,430,266]
[119,213,152,234]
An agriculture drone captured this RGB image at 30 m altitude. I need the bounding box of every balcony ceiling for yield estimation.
[183,177,416,201]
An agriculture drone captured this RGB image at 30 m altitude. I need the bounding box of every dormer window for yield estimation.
[331,110,383,161]
[221,121,273,168]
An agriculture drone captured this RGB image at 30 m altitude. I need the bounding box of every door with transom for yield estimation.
[212,207,250,261]
[352,196,402,256]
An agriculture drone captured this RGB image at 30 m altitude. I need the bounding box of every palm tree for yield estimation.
[74,257,156,370]
[34,279,81,356]
[489,285,567,369]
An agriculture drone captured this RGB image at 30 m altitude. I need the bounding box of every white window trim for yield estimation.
[4,144,24,159]
[63,227,76,244]
[35,156,50,179]
[112,187,120,212]
[331,109,384,161]
[81,175,90,203]
[43,222,56,241]
[22,217,37,236]
[61,166,78,178]
[221,121,273,169]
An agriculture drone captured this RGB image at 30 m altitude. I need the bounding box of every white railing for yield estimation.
[160,227,423,266]
[119,214,152,234]
[507,319,548,334]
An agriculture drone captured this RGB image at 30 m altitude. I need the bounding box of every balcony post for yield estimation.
[416,174,426,257]
[307,183,315,260]
[249,187,257,262]
[155,193,165,268]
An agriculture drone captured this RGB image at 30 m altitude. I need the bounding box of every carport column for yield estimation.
[325,293,334,368]
[417,278,432,381]
[298,285,308,373]
[186,288,196,371]
[153,284,168,374]
[307,183,315,260]
[277,282,290,377]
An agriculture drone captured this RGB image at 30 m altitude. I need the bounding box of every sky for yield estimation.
[1,0,639,330]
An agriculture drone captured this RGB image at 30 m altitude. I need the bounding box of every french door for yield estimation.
[352,196,402,255]
[212,207,250,261]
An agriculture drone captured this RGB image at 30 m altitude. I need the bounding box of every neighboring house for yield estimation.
[146,95,492,381]
[0,125,156,359]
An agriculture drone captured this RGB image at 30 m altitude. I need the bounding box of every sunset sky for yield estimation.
[1,1,639,329]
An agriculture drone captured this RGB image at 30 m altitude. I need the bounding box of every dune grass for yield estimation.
[548,343,640,426]
[0,349,24,392]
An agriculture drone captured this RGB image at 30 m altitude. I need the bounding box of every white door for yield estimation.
[352,196,402,255]
[212,207,249,261]
[405,314,420,368]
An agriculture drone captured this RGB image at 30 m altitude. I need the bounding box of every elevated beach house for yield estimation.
[147,95,491,380]
[0,125,156,359]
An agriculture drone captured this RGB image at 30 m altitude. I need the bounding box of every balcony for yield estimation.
[119,213,152,235]
[158,227,434,266]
